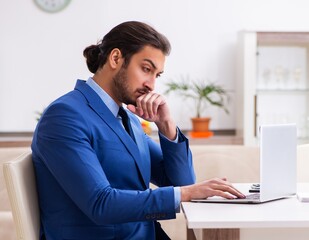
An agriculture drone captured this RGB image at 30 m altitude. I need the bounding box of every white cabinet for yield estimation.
[236,31,309,146]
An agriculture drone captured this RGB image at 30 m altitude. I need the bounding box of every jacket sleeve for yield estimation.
[146,128,196,187]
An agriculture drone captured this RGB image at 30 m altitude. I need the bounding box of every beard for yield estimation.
[112,65,136,106]
[112,64,149,106]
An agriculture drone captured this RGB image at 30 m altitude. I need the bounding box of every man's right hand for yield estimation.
[180,178,246,202]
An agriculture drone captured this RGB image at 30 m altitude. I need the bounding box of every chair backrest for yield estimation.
[3,152,40,240]
[191,145,260,183]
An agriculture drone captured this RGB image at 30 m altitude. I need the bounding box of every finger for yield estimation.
[144,93,158,118]
[148,93,161,117]
[127,104,136,114]
[218,184,246,198]
[208,178,233,187]
[210,182,245,198]
[136,94,152,118]
[228,187,245,198]
[210,189,238,199]
[137,92,161,119]
[127,104,144,118]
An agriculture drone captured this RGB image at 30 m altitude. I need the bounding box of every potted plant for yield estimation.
[164,76,229,136]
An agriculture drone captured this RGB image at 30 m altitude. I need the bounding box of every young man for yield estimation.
[31,21,244,240]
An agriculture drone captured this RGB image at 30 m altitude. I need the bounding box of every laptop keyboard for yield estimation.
[245,193,260,200]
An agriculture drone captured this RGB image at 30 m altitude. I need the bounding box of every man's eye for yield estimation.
[142,67,151,73]
[156,73,161,78]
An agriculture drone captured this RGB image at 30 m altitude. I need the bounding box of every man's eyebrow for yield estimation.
[143,59,157,69]
[143,59,164,74]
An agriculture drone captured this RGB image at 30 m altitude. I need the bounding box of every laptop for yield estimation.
[191,123,297,204]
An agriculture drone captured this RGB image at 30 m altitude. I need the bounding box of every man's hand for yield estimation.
[127,92,177,140]
[180,178,246,202]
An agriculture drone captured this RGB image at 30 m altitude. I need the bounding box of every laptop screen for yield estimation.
[259,123,297,201]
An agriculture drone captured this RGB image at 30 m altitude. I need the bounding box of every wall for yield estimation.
[1,0,309,132]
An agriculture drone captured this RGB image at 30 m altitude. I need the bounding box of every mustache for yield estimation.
[137,88,150,95]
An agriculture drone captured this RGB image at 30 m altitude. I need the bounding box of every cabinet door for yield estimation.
[236,31,258,146]
[237,31,309,145]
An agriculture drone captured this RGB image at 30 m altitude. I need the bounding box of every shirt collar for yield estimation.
[86,77,119,118]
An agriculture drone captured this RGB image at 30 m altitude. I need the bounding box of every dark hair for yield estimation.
[83,21,171,74]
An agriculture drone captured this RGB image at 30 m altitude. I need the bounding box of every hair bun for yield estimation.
[83,45,101,73]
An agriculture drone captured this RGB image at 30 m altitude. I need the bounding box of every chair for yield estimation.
[3,152,40,240]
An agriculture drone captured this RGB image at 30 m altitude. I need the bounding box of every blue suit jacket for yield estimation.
[31,80,195,240]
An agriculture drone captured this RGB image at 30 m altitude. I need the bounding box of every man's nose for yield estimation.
[144,76,155,92]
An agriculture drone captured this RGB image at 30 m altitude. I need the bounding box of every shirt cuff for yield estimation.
[159,128,179,143]
[174,186,181,213]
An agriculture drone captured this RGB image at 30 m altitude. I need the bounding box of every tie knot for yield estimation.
[118,107,135,142]
[118,106,128,120]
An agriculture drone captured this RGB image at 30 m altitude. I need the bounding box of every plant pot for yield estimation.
[190,117,214,138]
[191,117,211,132]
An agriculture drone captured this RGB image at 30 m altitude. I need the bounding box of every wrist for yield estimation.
[156,120,177,140]
[180,186,192,202]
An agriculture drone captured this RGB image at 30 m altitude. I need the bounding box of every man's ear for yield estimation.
[108,48,122,69]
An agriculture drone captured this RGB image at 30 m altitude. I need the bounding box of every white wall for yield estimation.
[1,0,309,132]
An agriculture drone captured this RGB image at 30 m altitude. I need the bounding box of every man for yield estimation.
[31,21,244,240]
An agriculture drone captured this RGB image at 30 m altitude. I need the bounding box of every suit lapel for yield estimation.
[130,116,151,185]
[74,80,149,188]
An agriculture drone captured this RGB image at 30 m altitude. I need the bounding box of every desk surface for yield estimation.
[182,183,309,229]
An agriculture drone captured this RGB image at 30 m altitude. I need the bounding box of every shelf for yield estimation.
[257,32,309,44]
[256,89,309,94]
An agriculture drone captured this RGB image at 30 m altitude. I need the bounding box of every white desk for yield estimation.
[181,183,309,240]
